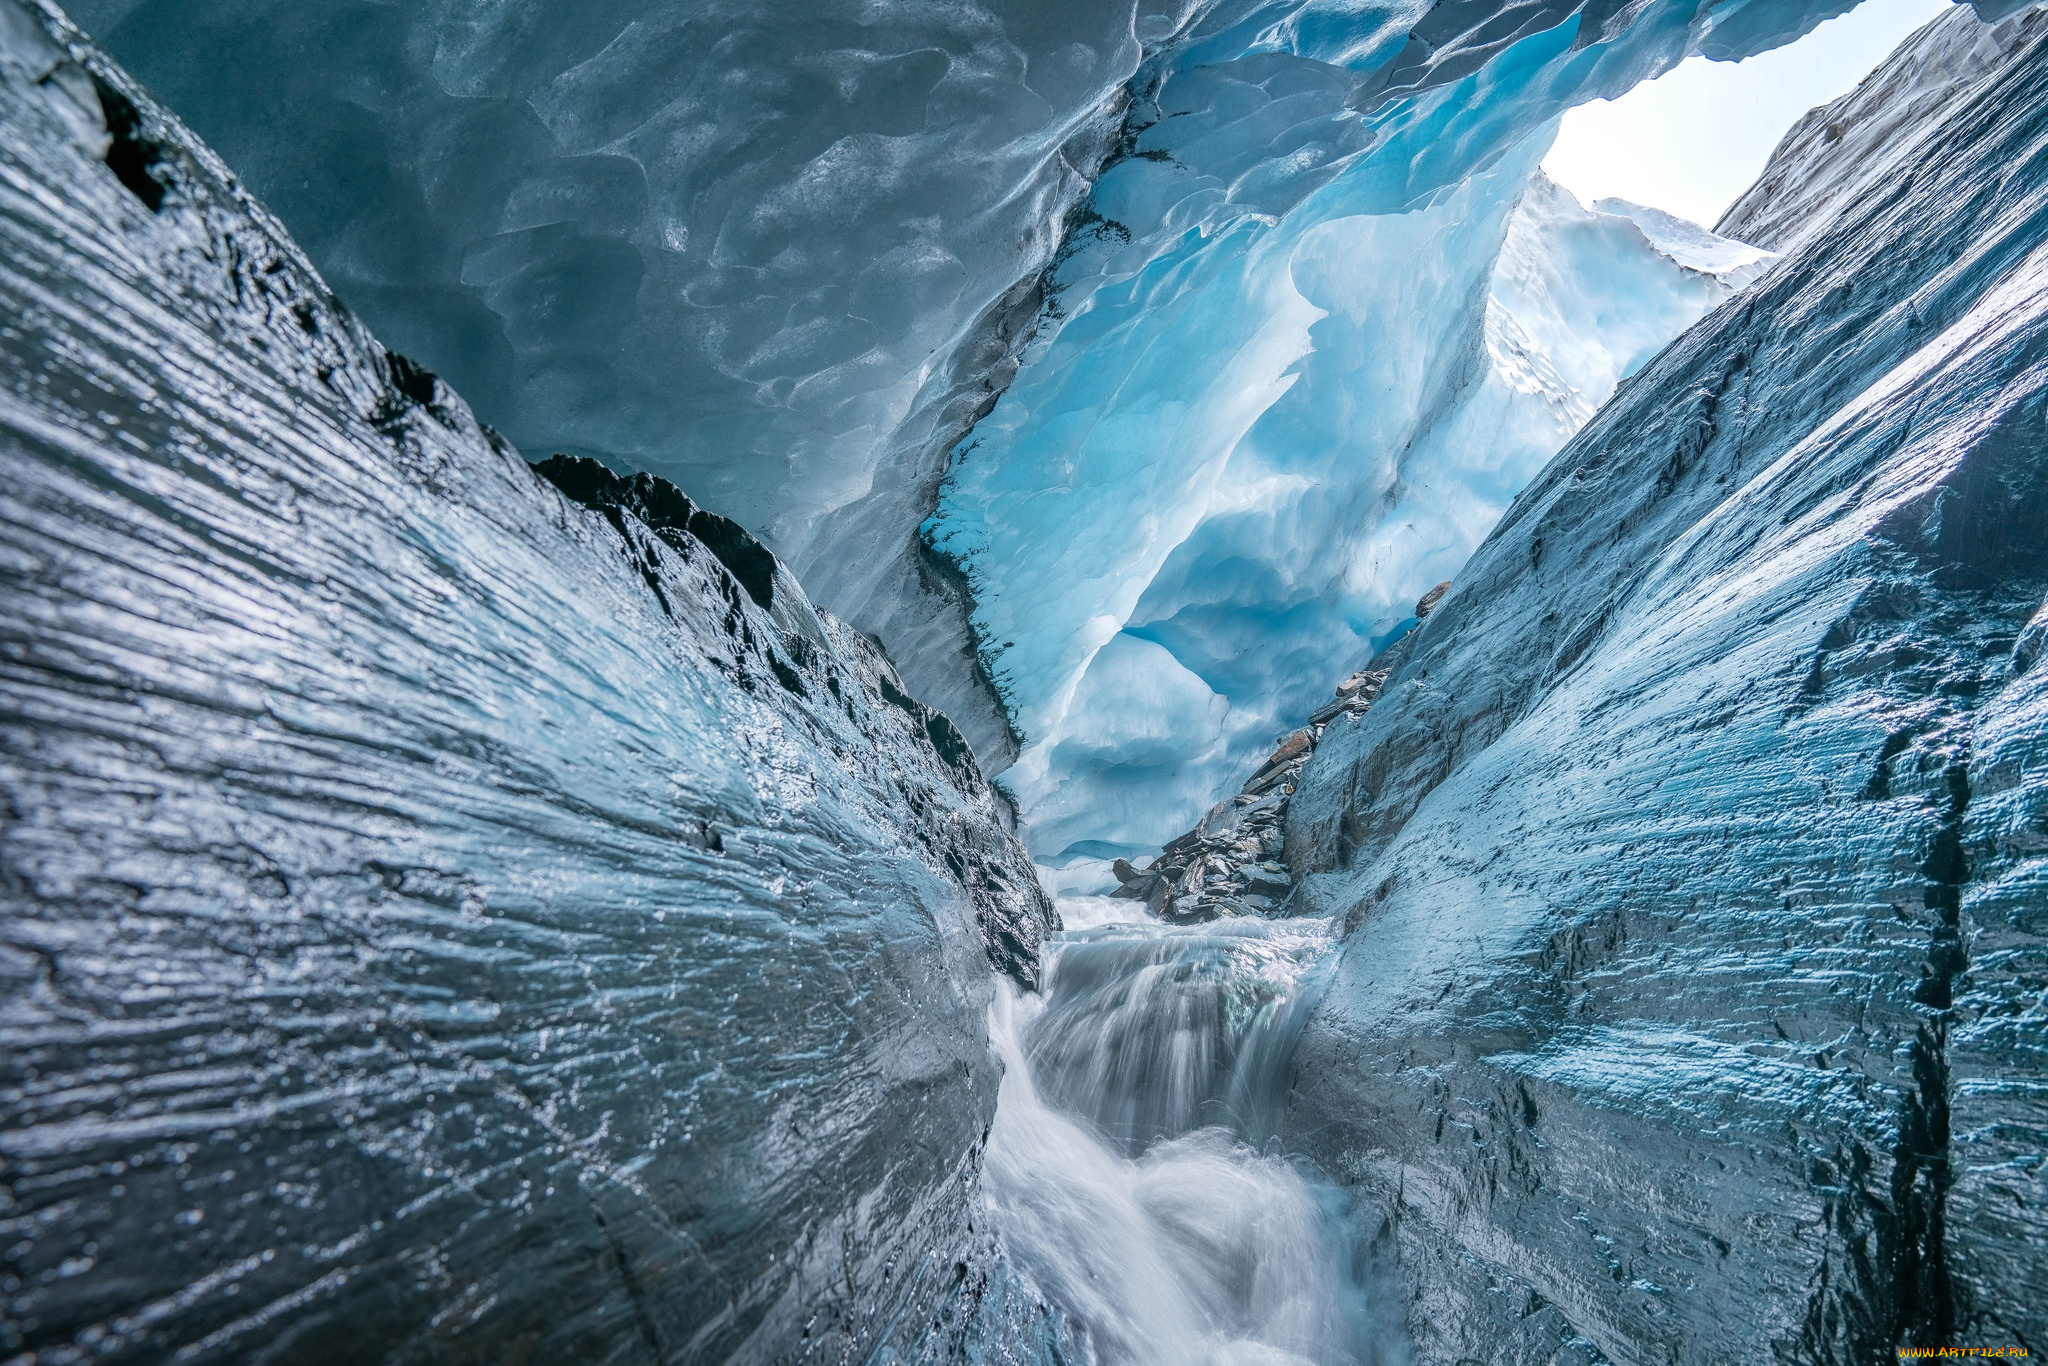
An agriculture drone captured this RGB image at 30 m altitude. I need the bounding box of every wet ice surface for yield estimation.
[1281,7,2048,1360]
[983,913,1381,1366]
[0,9,1061,1361]
[10,0,2048,1359]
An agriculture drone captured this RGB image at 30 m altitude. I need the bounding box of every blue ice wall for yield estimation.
[68,0,1853,774]
[927,0,1796,854]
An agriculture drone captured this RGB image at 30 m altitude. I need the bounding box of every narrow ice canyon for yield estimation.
[2,0,2044,1363]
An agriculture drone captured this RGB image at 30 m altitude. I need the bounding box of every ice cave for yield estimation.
[2,0,2045,1360]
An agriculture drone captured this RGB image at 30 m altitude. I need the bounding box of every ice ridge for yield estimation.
[0,7,1065,1360]
[1283,7,2048,1357]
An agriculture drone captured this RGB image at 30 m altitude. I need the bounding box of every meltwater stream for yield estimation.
[982,902,1382,1365]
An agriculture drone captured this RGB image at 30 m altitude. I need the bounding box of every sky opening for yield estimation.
[1542,0,1955,229]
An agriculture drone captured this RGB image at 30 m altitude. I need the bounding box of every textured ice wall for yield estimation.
[55,0,1163,520]
[0,6,1066,1361]
[1280,7,2048,1360]
[1719,3,2040,251]
[58,0,1195,767]
[924,0,1841,857]
[66,0,1855,775]
[933,142,1769,857]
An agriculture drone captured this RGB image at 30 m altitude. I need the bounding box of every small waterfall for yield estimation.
[983,902,1382,1365]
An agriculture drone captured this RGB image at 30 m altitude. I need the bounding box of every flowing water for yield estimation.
[982,899,1383,1365]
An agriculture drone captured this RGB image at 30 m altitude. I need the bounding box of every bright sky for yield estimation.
[1542,0,1955,228]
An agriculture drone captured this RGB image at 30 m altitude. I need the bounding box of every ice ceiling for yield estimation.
[78,0,1919,856]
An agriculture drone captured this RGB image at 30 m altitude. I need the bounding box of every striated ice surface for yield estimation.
[70,0,1857,770]
[1718,2,2047,251]
[10,0,2044,1359]
[932,143,1770,857]
[1280,6,2048,1359]
[60,0,1187,767]
[0,8,1064,1361]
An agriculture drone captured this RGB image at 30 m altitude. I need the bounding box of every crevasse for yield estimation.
[13,0,2046,1362]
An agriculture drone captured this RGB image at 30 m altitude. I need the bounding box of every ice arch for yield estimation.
[75,0,1871,799]
[931,8,1795,854]
[945,166,1771,853]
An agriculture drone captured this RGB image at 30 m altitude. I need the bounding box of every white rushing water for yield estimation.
[983,906,1385,1365]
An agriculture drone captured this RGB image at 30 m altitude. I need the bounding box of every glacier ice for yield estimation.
[9,0,2046,1359]
[73,0,1859,772]
[1280,4,2048,1358]
[59,0,1190,766]
[1718,1,2039,250]
[0,9,1062,1360]
[931,129,1772,857]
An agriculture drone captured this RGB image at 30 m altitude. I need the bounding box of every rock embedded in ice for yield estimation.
[0,8,1062,1360]
[1282,10,2048,1359]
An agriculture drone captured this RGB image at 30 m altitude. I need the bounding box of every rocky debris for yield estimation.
[1413,580,1452,619]
[1112,668,1391,922]
[1310,667,1391,726]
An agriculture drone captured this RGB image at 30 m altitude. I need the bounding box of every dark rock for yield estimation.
[1268,729,1313,765]
[1337,668,1390,699]
[1164,899,1226,925]
[1241,764,1288,796]
[88,72,164,210]
[1240,791,1286,819]
[1310,696,1349,725]
[1243,730,1316,794]
[1243,867,1293,899]
[536,453,779,612]
[1111,869,1164,900]
[1197,800,1238,839]
[1413,580,1451,618]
